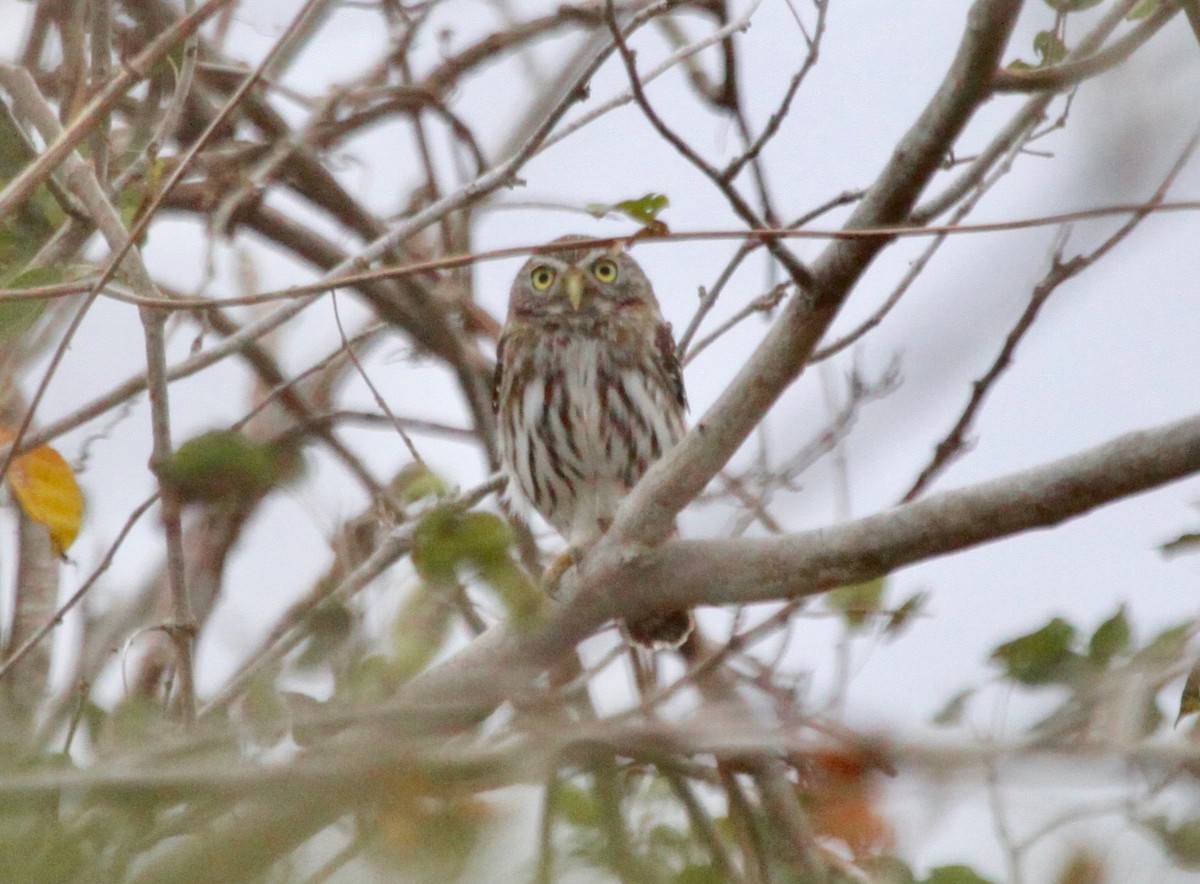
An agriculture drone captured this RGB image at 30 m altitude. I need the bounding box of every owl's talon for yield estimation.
[543,547,582,598]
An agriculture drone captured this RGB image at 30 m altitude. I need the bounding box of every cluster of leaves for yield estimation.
[160,429,292,505]
[923,607,1200,874]
[929,606,1195,735]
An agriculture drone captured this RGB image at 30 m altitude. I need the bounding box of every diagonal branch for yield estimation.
[605,0,1024,550]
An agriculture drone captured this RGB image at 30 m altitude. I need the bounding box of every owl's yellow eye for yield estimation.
[530,265,556,291]
[591,258,618,283]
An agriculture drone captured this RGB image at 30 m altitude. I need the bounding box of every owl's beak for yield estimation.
[565,270,584,310]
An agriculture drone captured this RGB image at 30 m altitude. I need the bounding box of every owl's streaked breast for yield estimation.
[498,325,684,546]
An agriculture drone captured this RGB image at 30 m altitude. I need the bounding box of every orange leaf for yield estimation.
[803,748,894,856]
[1,427,84,556]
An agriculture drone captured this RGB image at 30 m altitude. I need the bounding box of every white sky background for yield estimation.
[3,0,1200,880]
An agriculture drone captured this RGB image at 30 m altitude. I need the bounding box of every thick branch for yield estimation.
[403,409,1200,710]
[620,412,1200,611]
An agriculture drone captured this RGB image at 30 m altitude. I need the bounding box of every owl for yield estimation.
[494,235,694,648]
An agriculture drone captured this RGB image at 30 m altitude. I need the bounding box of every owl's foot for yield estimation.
[542,547,583,598]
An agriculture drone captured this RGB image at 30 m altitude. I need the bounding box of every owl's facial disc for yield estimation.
[564,268,584,310]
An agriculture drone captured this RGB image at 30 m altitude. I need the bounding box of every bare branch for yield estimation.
[903,119,1200,502]
[0,0,233,218]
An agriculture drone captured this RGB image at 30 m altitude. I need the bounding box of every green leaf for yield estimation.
[921,865,996,884]
[1033,30,1068,66]
[586,192,669,223]
[391,584,455,681]
[338,654,403,703]
[0,265,75,342]
[990,617,1077,685]
[1042,0,1103,10]
[1159,531,1200,557]
[454,511,515,565]
[826,576,886,630]
[1127,0,1160,19]
[413,506,511,576]
[676,864,727,884]
[0,294,45,342]
[237,672,288,745]
[161,430,283,503]
[1177,661,1200,725]
[885,591,927,639]
[1142,816,1200,868]
[1088,606,1131,666]
[294,603,354,670]
[105,697,169,748]
[391,462,448,502]
[1134,622,1192,668]
[478,555,545,626]
[553,782,600,828]
[932,688,974,727]
[413,506,544,624]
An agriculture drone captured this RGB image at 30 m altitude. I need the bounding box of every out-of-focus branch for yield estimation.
[141,308,197,722]
[0,0,233,218]
[4,510,58,727]
[0,495,157,687]
[0,63,199,720]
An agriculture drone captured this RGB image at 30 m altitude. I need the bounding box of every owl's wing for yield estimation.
[655,322,687,411]
[492,334,506,413]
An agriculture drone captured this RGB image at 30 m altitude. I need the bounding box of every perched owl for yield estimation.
[494,235,694,648]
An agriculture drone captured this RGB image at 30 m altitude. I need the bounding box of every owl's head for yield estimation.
[507,235,661,322]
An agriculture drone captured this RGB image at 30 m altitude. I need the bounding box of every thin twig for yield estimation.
[141,308,197,722]
[684,284,787,365]
[330,291,425,466]
[603,0,814,291]
[0,0,234,219]
[902,119,1200,502]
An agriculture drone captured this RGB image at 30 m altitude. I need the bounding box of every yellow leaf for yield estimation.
[0,427,83,556]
